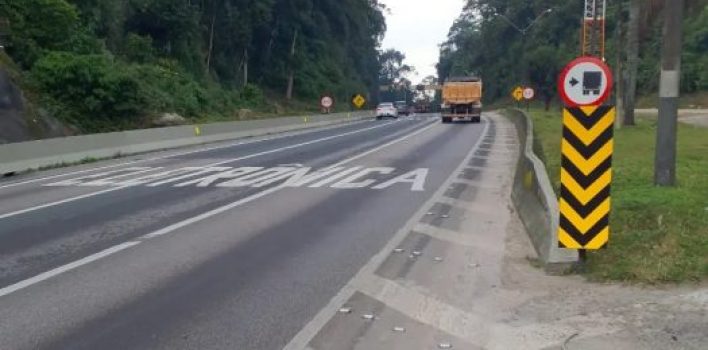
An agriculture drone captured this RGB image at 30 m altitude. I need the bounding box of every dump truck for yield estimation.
[441,77,483,123]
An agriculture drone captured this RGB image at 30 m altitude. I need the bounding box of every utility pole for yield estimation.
[613,0,625,129]
[655,0,684,186]
[624,0,641,126]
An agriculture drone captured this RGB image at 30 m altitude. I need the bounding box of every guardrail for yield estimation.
[506,109,578,271]
[0,111,372,175]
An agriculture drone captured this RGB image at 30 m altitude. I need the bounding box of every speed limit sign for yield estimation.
[320,95,334,109]
[523,87,535,100]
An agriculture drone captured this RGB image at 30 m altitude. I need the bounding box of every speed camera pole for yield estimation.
[655,0,684,187]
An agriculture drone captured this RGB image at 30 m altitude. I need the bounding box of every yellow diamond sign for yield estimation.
[352,94,366,109]
[512,86,524,102]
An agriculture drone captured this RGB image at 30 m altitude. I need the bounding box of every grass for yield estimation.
[523,107,708,283]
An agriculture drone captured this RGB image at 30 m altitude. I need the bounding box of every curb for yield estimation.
[505,109,578,272]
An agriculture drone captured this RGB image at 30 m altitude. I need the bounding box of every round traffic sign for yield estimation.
[558,57,613,107]
[320,95,334,109]
[523,87,535,100]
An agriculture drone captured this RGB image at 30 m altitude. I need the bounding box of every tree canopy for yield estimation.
[438,0,708,107]
[0,0,389,132]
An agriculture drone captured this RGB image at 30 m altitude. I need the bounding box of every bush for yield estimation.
[240,84,264,105]
[30,52,145,131]
[122,33,157,64]
[1,0,80,67]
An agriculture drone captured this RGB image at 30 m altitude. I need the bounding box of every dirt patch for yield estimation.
[635,108,708,128]
[501,209,708,350]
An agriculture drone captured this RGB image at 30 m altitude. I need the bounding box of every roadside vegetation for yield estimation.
[527,108,708,283]
[0,0,388,133]
[438,0,707,114]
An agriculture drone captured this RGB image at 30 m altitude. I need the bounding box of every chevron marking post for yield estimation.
[558,105,615,249]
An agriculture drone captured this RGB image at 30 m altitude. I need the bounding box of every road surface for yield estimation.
[0,114,490,349]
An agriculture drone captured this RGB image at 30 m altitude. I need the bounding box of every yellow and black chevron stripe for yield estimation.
[558,105,615,250]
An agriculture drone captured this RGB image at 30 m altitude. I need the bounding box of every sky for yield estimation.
[380,0,465,84]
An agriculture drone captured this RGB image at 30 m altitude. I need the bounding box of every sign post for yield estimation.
[512,86,524,108]
[557,56,615,257]
[522,87,535,111]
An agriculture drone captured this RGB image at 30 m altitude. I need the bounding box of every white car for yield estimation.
[376,102,399,119]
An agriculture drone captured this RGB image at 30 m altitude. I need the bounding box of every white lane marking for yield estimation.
[282,118,490,350]
[0,121,401,220]
[0,119,375,190]
[0,241,141,298]
[0,186,131,220]
[141,186,284,239]
[0,119,439,298]
[324,121,438,169]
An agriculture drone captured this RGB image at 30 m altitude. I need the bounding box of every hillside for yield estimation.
[0,0,386,137]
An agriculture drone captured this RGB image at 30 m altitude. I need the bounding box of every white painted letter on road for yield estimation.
[372,168,429,191]
[44,165,431,192]
[330,167,395,189]
[175,167,263,187]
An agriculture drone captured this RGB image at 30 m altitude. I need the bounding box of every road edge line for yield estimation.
[282,117,491,350]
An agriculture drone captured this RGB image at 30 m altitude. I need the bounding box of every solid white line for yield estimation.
[0,119,439,298]
[0,186,131,220]
[282,118,490,350]
[0,121,398,220]
[0,119,374,190]
[0,241,141,298]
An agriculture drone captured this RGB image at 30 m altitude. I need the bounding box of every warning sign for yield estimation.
[512,86,524,102]
[352,94,366,109]
[558,105,615,249]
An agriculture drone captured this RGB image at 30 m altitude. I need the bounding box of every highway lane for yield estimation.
[0,117,424,286]
[0,114,488,349]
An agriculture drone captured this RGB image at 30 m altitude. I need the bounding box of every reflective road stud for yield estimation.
[559,105,615,249]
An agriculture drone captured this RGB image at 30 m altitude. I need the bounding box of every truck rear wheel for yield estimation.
[442,116,452,124]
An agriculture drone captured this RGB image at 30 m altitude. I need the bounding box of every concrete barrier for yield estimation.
[0,111,372,174]
[506,109,578,271]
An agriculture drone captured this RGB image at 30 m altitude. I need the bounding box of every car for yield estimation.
[376,102,399,119]
[394,101,410,116]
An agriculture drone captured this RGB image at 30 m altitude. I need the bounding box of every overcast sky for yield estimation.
[380,0,465,83]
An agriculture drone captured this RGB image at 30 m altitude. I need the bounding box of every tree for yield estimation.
[526,46,562,110]
[379,49,413,86]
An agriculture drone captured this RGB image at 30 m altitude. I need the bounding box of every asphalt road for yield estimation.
[0,114,487,350]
